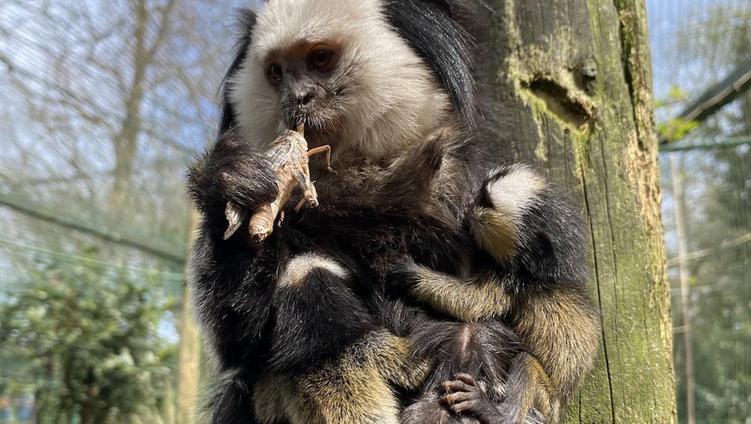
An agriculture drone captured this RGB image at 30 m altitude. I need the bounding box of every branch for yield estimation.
[660,59,751,144]
[666,232,751,267]
[145,0,178,61]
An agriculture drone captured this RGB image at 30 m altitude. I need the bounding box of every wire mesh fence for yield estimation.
[660,140,751,424]
[650,0,751,422]
[0,0,748,423]
[0,1,256,422]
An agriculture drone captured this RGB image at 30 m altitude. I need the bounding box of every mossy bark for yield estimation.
[481,0,676,422]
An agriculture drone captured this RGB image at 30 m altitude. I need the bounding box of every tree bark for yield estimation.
[481,0,675,422]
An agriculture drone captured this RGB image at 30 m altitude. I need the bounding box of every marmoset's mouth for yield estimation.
[291,112,342,144]
[285,107,326,130]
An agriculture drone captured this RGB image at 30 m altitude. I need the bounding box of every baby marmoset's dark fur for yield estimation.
[189,127,489,424]
[187,0,600,423]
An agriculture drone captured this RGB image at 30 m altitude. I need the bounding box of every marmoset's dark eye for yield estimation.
[308,48,336,71]
[266,62,283,84]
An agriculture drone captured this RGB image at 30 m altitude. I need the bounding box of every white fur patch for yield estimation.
[229,0,450,158]
[279,253,349,286]
[485,164,547,219]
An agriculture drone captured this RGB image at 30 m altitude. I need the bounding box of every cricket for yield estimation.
[223,124,333,242]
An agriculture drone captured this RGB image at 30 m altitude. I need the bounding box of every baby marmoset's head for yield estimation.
[228,0,477,161]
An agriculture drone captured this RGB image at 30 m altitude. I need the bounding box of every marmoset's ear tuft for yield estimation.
[218,9,257,135]
[383,0,478,131]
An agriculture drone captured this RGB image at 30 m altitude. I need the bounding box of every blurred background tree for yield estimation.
[651,1,751,423]
[0,247,175,424]
[0,0,257,422]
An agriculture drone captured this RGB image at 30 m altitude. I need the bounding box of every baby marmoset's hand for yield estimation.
[440,373,500,424]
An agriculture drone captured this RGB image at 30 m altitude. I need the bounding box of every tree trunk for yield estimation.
[176,212,202,424]
[108,0,149,212]
[109,0,177,212]
[482,0,675,422]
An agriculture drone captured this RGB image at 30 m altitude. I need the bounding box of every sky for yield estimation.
[647,0,748,100]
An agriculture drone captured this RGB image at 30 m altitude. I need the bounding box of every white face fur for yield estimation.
[229,0,451,160]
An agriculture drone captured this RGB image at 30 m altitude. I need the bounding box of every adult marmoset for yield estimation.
[186,0,600,423]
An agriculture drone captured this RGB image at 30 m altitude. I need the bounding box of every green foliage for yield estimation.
[655,85,698,142]
[655,85,690,109]
[657,117,699,142]
[0,248,176,424]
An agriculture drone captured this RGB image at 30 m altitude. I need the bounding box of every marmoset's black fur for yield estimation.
[187,1,600,423]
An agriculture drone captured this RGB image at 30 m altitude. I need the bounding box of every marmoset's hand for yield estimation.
[187,130,279,220]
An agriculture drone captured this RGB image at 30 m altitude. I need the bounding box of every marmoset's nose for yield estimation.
[284,75,319,109]
[281,73,323,128]
[296,91,316,107]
